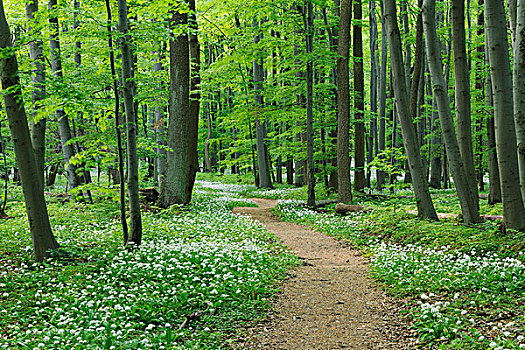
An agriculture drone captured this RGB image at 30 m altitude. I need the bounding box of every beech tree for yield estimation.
[423,0,481,224]
[485,0,525,230]
[384,0,437,220]
[1,0,59,261]
[337,0,352,203]
[158,3,193,206]
[118,0,142,244]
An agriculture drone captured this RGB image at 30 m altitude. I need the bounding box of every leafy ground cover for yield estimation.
[276,195,525,349]
[0,180,296,349]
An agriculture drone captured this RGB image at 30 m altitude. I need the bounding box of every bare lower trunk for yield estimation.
[385,0,437,220]
[512,0,525,205]
[424,0,481,223]
[452,0,479,213]
[1,2,59,261]
[337,0,353,202]
[485,0,525,230]
[118,0,142,244]
[353,0,365,192]
[49,0,83,194]
[25,0,46,187]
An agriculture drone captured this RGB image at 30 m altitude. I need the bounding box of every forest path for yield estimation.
[232,198,414,350]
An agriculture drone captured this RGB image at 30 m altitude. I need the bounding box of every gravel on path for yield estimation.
[232,198,416,350]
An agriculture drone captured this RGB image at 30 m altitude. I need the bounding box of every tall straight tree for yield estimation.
[513,0,525,205]
[384,0,438,220]
[25,0,46,187]
[451,0,479,211]
[158,3,193,206]
[353,0,365,191]
[187,0,201,202]
[423,0,481,223]
[485,0,525,230]
[118,0,142,244]
[253,18,272,188]
[48,0,83,195]
[337,0,352,203]
[377,3,388,190]
[1,0,59,261]
[304,0,315,207]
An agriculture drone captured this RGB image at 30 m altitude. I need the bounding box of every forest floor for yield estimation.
[232,198,416,349]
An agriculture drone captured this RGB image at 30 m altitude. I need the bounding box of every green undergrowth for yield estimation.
[274,197,525,349]
[0,181,297,349]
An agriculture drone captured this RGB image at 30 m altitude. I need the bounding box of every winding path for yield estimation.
[232,198,415,349]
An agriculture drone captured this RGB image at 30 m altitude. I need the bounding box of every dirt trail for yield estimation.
[232,198,415,350]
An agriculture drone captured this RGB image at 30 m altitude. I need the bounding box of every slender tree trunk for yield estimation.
[304,1,316,206]
[337,0,353,202]
[25,0,46,188]
[48,0,83,195]
[353,0,365,192]
[485,0,525,230]
[105,0,128,243]
[1,1,59,261]
[377,4,388,190]
[118,0,142,244]
[452,0,479,212]
[384,0,438,220]
[424,0,481,223]
[513,0,525,205]
[253,19,272,188]
[369,0,379,188]
[186,0,200,202]
[429,96,442,188]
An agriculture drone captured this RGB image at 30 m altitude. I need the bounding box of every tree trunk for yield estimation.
[158,7,192,206]
[384,0,438,220]
[485,0,525,230]
[369,0,379,189]
[25,0,46,188]
[513,0,525,206]
[429,96,442,188]
[186,0,200,202]
[153,46,166,185]
[304,1,316,207]
[337,0,353,203]
[105,0,128,243]
[1,1,59,261]
[253,19,272,189]
[48,0,83,195]
[452,0,479,212]
[377,4,388,190]
[424,0,481,223]
[118,0,142,244]
[353,0,365,192]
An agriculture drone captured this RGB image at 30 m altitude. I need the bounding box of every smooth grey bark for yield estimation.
[153,46,165,184]
[337,0,352,203]
[368,0,379,188]
[187,0,200,202]
[429,96,442,188]
[25,0,46,187]
[253,19,272,189]
[424,0,481,223]
[118,0,142,244]
[452,0,479,212]
[513,0,525,205]
[384,0,438,220]
[485,0,525,230]
[508,0,518,46]
[377,3,388,190]
[304,1,315,207]
[354,0,365,192]
[158,7,192,206]
[486,66,502,203]
[48,0,83,194]
[1,0,59,261]
[105,0,128,244]
[293,11,305,188]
